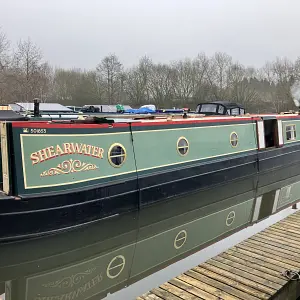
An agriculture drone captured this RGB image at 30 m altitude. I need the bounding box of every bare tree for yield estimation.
[206,52,233,100]
[0,28,10,70]
[96,54,123,104]
[124,67,147,106]
[147,63,174,106]
[12,38,48,102]
[171,59,195,103]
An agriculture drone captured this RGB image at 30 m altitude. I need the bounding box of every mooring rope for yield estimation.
[282,270,300,280]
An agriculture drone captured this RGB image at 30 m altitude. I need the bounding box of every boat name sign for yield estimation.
[30,143,105,165]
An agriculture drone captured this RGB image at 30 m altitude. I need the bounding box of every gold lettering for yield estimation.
[63,143,72,154]
[98,148,104,158]
[92,146,99,157]
[81,144,87,155]
[86,144,92,155]
[47,146,56,159]
[70,143,82,154]
[30,152,39,165]
[37,149,48,162]
[56,144,64,156]
[31,143,105,164]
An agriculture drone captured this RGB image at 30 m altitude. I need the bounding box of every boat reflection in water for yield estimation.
[1,172,300,300]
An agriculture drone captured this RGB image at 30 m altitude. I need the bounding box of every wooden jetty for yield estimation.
[137,210,300,300]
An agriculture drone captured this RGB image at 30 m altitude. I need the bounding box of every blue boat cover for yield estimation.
[124,107,156,114]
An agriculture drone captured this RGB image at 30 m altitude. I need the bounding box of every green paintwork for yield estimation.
[25,245,135,300]
[10,122,257,193]
[19,132,136,189]
[277,181,300,209]
[131,198,254,277]
[18,197,254,300]
[133,123,257,171]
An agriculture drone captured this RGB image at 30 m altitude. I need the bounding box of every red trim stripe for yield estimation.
[11,122,129,129]
[11,116,262,129]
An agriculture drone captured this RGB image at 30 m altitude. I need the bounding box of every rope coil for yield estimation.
[282,270,300,281]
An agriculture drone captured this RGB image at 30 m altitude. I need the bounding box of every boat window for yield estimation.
[286,125,296,141]
[231,108,240,115]
[177,137,189,156]
[199,104,217,113]
[230,132,238,147]
[218,106,224,114]
[108,143,126,167]
[240,108,245,115]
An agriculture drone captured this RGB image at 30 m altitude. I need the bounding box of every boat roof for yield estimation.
[16,102,72,112]
[0,110,29,121]
[82,105,132,112]
[198,101,245,109]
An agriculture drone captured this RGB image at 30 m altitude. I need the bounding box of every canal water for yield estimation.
[0,176,299,300]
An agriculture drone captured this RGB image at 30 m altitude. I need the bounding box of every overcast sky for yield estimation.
[0,0,298,70]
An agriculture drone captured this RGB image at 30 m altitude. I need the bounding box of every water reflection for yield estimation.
[1,173,300,300]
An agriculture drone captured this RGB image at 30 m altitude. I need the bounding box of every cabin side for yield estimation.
[0,115,300,201]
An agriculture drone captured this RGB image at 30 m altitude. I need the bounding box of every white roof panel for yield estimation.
[16,103,72,112]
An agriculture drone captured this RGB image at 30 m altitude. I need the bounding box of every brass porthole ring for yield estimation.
[177,137,189,156]
[230,132,238,148]
[108,143,127,168]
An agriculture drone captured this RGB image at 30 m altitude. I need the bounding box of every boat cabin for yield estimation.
[196,101,245,116]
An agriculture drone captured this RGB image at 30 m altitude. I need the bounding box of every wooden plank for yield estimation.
[241,240,300,264]
[152,287,184,300]
[218,252,287,282]
[267,225,300,241]
[234,244,300,269]
[253,232,300,252]
[186,269,260,300]
[258,230,300,249]
[273,220,300,230]
[212,255,285,286]
[271,224,300,237]
[170,277,218,300]
[277,220,300,231]
[140,292,164,300]
[245,237,300,257]
[205,260,276,295]
[197,263,270,299]
[251,235,300,255]
[267,227,300,244]
[225,248,286,274]
[270,223,300,238]
[161,282,200,300]
[178,273,239,300]
[284,214,300,222]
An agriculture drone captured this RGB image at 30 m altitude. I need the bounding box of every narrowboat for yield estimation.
[1,99,300,241]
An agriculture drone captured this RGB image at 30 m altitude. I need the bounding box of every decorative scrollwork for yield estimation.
[40,159,98,177]
[42,267,96,288]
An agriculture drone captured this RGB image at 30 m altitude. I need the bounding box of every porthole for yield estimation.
[177,137,189,156]
[226,211,236,226]
[230,132,238,147]
[108,143,126,167]
[174,230,187,249]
